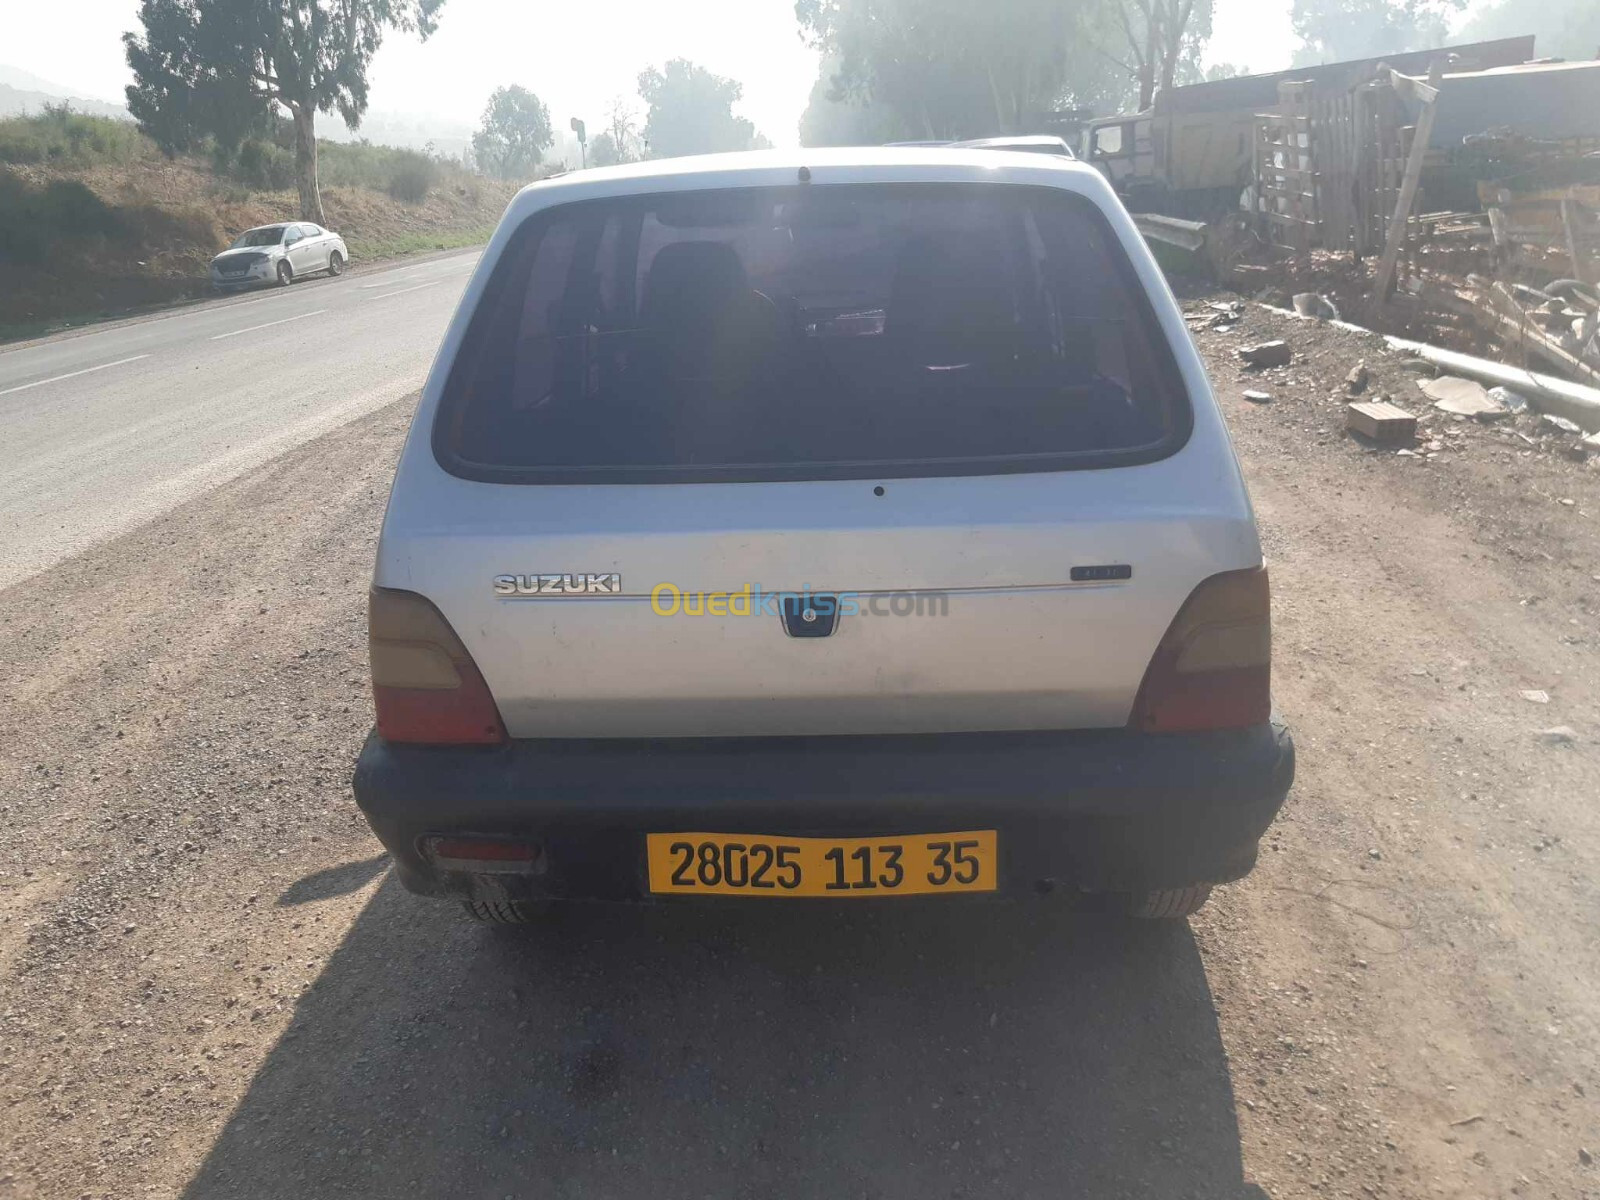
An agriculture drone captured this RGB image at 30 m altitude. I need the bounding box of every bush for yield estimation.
[234,138,296,190]
[386,150,436,203]
[0,175,122,265]
[121,203,223,253]
[319,139,404,189]
[42,179,120,236]
[318,139,459,201]
[0,104,151,166]
[210,133,296,193]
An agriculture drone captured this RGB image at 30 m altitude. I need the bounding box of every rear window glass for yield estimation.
[435,184,1190,483]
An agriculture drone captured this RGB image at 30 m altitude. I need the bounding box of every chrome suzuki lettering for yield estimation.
[493,573,622,597]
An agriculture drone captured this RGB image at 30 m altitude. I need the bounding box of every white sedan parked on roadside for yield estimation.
[209,222,348,290]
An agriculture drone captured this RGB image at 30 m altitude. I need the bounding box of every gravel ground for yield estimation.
[1,304,1597,1199]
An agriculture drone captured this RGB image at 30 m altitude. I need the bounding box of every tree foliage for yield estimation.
[1204,61,1248,81]
[637,59,765,159]
[588,132,622,167]
[471,85,553,180]
[590,97,643,167]
[795,0,1147,143]
[123,0,445,222]
[799,55,912,145]
[1289,0,1462,64]
[124,0,269,155]
[1103,0,1216,110]
[1457,0,1600,63]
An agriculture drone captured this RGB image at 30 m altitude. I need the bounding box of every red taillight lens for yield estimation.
[368,588,506,746]
[1128,567,1272,733]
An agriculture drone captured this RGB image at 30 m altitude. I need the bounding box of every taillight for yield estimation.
[1128,567,1272,733]
[368,587,506,746]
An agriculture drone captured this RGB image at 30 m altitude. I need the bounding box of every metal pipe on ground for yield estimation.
[1384,338,1600,434]
[1255,302,1600,433]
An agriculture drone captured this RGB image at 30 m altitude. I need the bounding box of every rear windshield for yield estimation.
[435,184,1190,483]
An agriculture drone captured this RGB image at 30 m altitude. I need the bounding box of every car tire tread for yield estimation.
[462,898,544,924]
[1128,885,1212,919]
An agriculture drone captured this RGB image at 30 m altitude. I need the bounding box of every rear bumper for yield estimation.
[352,720,1294,903]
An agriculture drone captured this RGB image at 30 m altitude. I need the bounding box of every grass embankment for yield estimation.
[0,108,521,338]
[352,226,500,259]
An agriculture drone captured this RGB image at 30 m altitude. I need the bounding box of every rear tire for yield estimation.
[462,898,548,924]
[327,250,344,276]
[1127,885,1212,919]
[276,260,293,287]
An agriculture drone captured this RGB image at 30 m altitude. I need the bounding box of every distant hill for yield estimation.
[322,111,472,160]
[0,65,130,120]
[0,64,494,164]
[0,84,130,120]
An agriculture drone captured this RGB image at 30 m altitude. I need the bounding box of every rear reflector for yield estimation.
[369,588,507,746]
[422,836,543,873]
[1128,567,1272,733]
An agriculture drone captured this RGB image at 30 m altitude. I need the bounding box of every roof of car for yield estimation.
[508,146,1102,219]
[953,135,1075,155]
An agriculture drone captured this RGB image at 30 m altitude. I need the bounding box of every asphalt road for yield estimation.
[0,249,479,590]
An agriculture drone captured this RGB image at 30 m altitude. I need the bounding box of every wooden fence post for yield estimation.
[1374,60,1443,308]
[1562,200,1593,286]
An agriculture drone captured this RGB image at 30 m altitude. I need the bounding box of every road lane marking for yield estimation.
[209,309,326,341]
[0,355,151,397]
[360,275,421,289]
[366,282,440,300]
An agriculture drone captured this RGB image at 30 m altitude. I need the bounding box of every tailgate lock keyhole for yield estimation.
[781,594,840,638]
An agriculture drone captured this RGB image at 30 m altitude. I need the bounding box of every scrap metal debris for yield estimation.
[1421,375,1510,420]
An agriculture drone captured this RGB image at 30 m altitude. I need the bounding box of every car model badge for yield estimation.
[492,573,622,596]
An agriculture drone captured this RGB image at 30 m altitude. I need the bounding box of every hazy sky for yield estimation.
[11,0,1392,146]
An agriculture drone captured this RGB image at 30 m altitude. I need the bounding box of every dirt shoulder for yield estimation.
[0,311,1597,1198]
[1193,303,1600,1198]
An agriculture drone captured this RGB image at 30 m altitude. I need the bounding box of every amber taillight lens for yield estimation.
[1128,567,1272,733]
[368,588,506,746]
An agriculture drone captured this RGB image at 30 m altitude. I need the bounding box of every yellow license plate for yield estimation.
[646,831,998,897]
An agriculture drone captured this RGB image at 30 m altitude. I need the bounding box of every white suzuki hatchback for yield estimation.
[353,148,1294,922]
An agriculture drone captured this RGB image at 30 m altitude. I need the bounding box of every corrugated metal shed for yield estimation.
[1153,37,1536,117]
[1418,61,1600,145]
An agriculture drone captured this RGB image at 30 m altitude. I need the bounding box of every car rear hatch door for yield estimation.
[379,177,1259,737]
